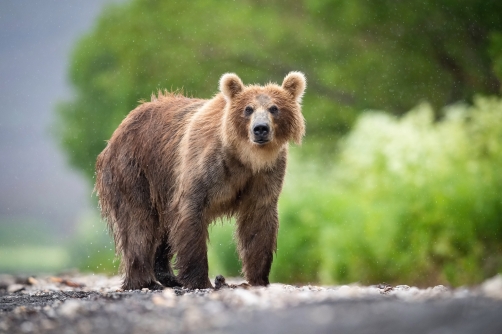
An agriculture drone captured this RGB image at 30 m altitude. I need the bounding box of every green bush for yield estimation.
[207,221,241,279]
[268,96,502,286]
[69,211,118,274]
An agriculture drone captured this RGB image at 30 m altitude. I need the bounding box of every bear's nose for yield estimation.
[253,124,270,138]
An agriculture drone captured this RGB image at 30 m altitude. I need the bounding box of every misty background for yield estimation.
[0,0,121,271]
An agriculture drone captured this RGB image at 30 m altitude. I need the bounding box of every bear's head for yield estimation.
[220,72,306,170]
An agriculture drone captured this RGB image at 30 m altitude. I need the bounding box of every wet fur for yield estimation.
[95,73,306,290]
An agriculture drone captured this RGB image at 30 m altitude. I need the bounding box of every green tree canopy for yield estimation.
[57,0,502,180]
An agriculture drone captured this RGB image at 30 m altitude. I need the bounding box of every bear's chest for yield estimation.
[205,159,252,218]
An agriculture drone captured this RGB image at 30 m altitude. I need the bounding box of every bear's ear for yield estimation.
[220,73,244,100]
[282,71,306,103]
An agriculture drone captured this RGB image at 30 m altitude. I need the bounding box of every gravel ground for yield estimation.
[1,273,502,333]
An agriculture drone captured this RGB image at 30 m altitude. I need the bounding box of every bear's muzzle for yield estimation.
[251,110,272,144]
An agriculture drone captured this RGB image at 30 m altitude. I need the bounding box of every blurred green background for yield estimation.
[3,0,502,287]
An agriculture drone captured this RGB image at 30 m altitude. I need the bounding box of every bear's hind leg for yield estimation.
[120,217,162,290]
[154,236,181,287]
[118,174,162,290]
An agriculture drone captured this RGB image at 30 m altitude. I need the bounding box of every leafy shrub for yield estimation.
[69,211,117,274]
[269,96,502,286]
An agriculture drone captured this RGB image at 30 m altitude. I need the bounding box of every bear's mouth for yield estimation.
[253,139,270,145]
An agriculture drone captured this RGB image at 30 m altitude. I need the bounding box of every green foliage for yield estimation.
[0,218,71,273]
[0,217,56,247]
[304,0,502,104]
[67,211,117,274]
[207,221,241,279]
[270,97,502,286]
[56,0,502,179]
[490,32,502,82]
[0,246,70,273]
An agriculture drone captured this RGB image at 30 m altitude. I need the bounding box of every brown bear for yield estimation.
[95,72,306,290]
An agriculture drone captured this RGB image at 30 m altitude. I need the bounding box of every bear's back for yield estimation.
[107,94,206,158]
[96,94,207,210]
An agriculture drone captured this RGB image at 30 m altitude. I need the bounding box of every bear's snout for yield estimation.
[251,110,272,144]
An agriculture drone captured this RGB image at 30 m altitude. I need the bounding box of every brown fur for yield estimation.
[95,72,306,290]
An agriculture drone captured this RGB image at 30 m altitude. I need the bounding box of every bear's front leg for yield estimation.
[236,204,279,286]
[170,196,213,290]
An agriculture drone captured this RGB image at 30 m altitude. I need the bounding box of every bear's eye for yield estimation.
[244,106,254,116]
[269,105,279,115]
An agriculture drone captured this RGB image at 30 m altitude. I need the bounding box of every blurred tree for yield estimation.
[56,0,502,180]
[301,0,502,105]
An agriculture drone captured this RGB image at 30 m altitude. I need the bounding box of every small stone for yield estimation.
[152,295,176,307]
[20,321,34,333]
[43,306,57,319]
[14,306,27,314]
[339,285,366,298]
[162,289,176,298]
[27,277,38,285]
[214,275,228,290]
[40,319,55,331]
[8,284,25,293]
[480,274,502,299]
[58,300,81,318]
[233,288,260,306]
[408,287,420,294]
[49,276,63,283]
[453,287,471,298]
[432,285,449,293]
[0,320,8,332]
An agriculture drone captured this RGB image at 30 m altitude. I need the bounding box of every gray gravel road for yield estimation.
[1,274,502,334]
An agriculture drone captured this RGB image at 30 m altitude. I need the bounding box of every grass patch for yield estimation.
[0,246,70,273]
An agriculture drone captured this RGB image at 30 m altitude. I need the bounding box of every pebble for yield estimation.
[232,288,261,306]
[8,284,25,293]
[57,300,82,318]
[27,277,38,285]
[20,321,34,333]
[0,320,8,332]
[480,274,502,299]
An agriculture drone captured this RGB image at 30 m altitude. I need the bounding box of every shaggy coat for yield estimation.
[95,72,306,290]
